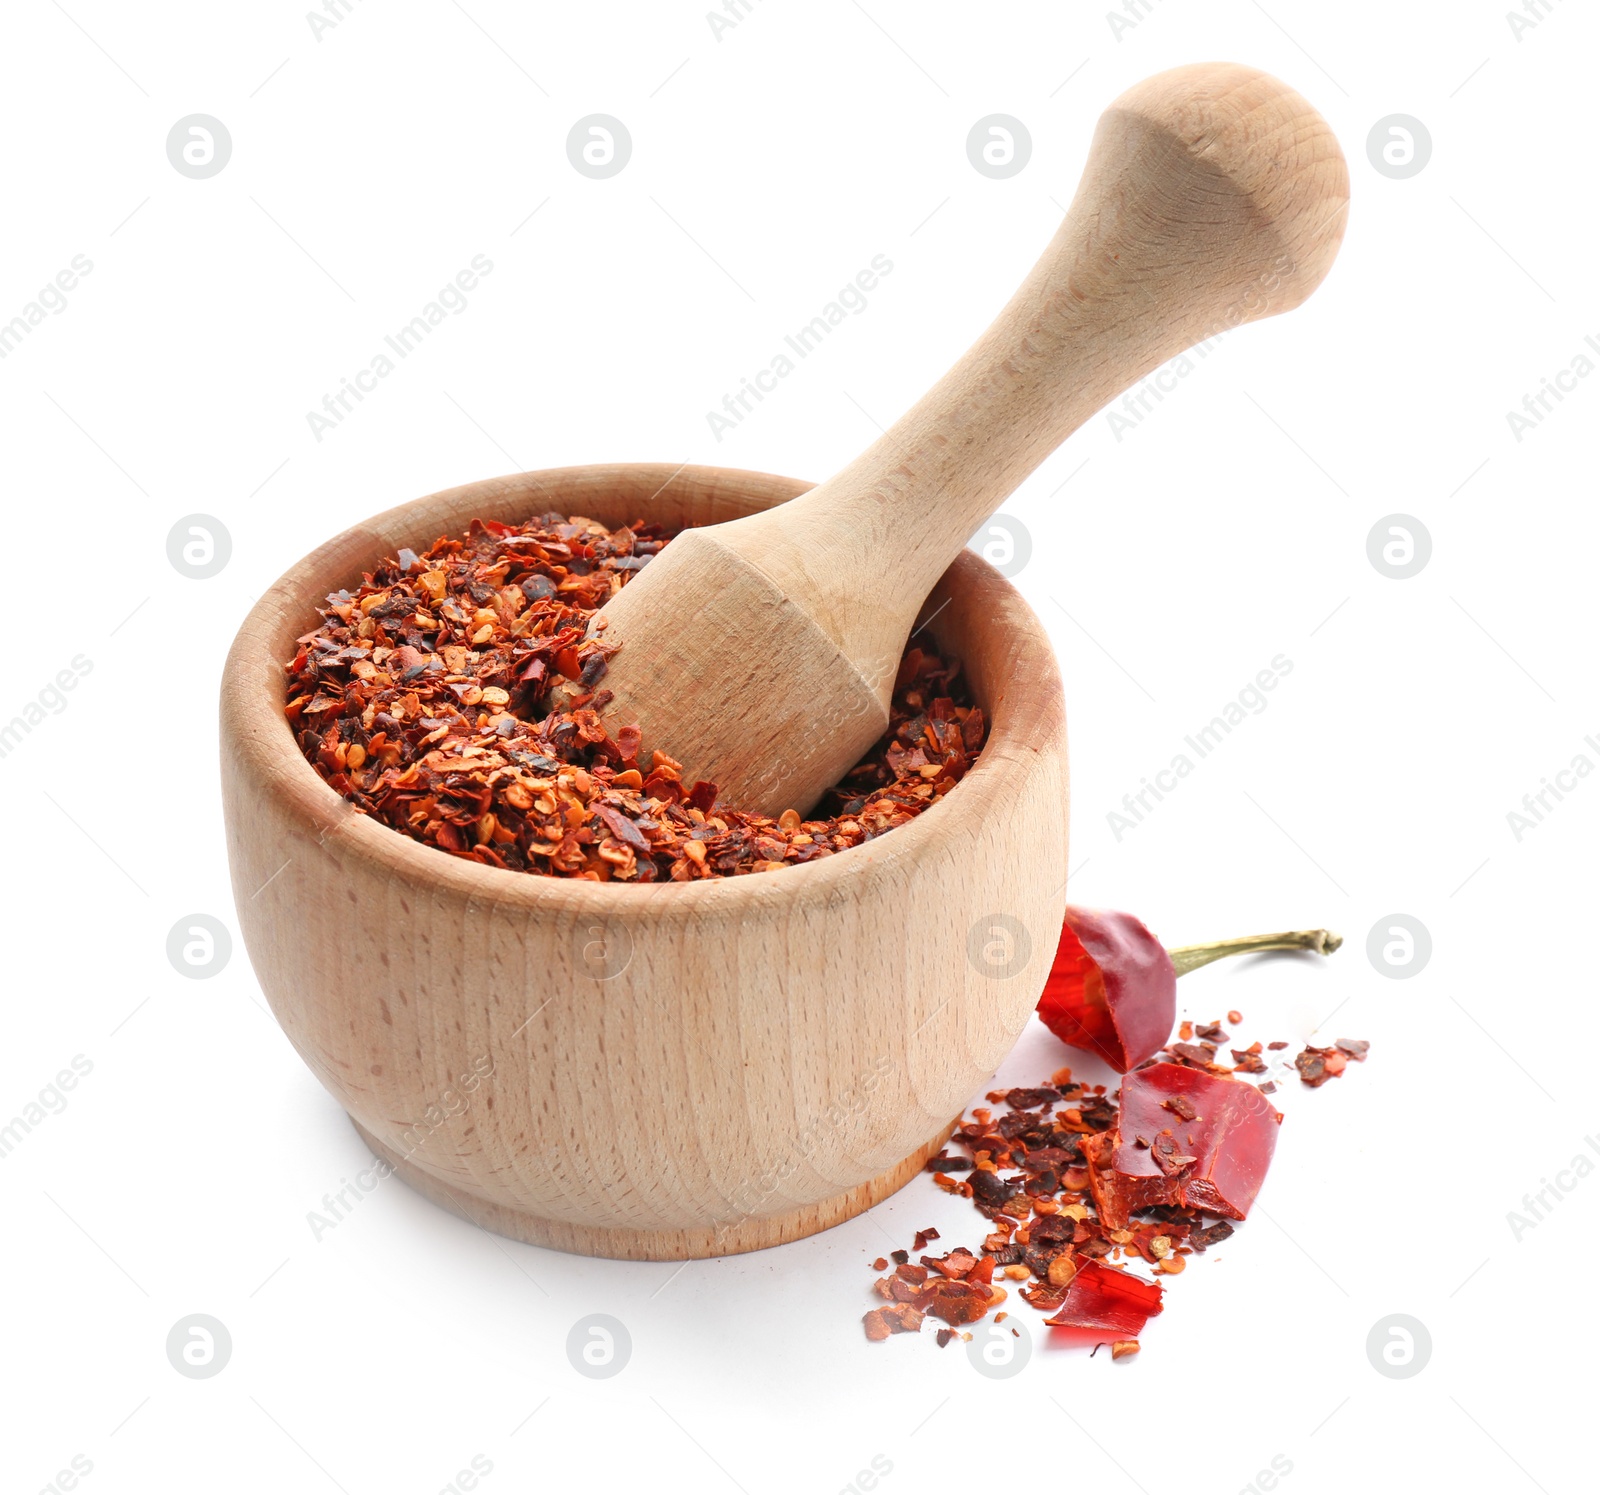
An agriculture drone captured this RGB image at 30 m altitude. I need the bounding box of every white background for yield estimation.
[2,2,1595,1491]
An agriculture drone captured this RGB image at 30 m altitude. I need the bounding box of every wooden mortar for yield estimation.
[220,463,1068,1260]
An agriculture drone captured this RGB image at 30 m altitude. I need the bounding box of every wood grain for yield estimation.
[220,463,1069,1259]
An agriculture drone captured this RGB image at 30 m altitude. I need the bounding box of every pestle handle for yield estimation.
[589,62,1349,817]
[724,62,1350,677]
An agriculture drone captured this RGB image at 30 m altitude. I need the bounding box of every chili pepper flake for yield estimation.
[1293,1041,1367,1086]
[289,512,986,879]
[1043,1260,1164,1337]
[864,968,1370,1354]
[968,1169,1012,1210]
[1005,1086,1061,1110]
[862,1305,924,1339]
[1085,1063,1281,1228]
[1188,1219,1235,1252]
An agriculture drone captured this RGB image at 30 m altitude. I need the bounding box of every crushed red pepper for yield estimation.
[866,1019,1371,1351]
[286,513,985,878]
[866,1064,1208,1347]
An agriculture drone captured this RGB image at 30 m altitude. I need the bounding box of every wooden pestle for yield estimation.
[591,62,1350,818]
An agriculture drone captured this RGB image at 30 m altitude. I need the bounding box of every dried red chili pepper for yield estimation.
[1082,1062,1282,1229]
[1038,918,1343,1072]
[1036,908,1175,1073]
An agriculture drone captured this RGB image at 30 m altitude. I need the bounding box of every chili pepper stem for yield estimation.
[1166,929,1343,978]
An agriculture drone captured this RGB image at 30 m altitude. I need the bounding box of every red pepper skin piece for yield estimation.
[1036,907,1176,1072]
[1087,1063,1282,1228]
[1043,1260,1164,1336]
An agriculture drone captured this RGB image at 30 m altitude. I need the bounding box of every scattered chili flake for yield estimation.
[1111,1338,1141,1361]
[1084,1063,1281,1227]
[1294,1043,1364,1087]
[969,1169,1012,1210]
[1044,1260,1164,1336]
[1188,1219,1235,1252]
[862,1304,924,1339]
[864,981,1370,1355]
[289,513,986,879]
[1006,1086,1060,1110]
[1227,1010,1243,1025]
